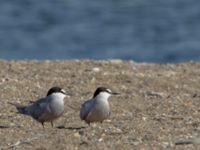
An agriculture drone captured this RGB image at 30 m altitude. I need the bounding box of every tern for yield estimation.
[80,87,119,125]
[9,86,67,128]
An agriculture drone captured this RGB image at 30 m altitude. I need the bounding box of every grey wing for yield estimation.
[28,97,49,120]
[80,100,93,120]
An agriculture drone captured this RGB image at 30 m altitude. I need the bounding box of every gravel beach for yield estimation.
[0,60,200,149]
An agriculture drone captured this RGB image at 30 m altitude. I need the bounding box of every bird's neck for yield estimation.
[50,93,65,105]
[95,93,110,103]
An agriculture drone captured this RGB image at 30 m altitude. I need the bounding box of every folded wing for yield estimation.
[80,99,93,121]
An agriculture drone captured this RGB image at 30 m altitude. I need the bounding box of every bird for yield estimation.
[9,86,67,128]
[80,87,119,125]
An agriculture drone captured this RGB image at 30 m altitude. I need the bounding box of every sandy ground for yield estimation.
[0,60,200,150]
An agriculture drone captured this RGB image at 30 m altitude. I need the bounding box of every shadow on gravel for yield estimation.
[0,125,20,128]
[56,125,86,130]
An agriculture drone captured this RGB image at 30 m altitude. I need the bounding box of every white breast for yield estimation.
[49,93,65,115]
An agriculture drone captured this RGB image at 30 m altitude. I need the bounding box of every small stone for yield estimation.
[92,67,100,72]
[109,59,123,64]
[146,91,166,98]
[74,132,80,138]
[142,117,147,121]
[79,130,84,136]
[98,138,103,142]
[91,77,96,83]
[132,141,140,146]
[115,128,123,133]
[106,119,111,123]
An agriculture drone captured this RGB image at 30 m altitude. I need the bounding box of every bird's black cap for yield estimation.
[47,87,66,96]
[93,87,115,98]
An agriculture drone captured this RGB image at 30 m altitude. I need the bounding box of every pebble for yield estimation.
[146,91,166,98]
[92,67,100,72]
[74,132,80,138]
[109,59,123,64]
[98,138,103,142]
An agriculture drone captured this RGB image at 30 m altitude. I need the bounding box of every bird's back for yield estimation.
[27,97,50,121]
[31,94,64,122]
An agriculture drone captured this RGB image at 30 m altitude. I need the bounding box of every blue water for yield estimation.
[0,0,200,63]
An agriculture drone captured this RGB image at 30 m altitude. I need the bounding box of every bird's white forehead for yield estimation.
[61,89,66,93]
[106,89,112,93]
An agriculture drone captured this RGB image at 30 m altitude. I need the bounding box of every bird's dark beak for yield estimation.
[66,93,72,96]
[63,92,71,96]
[111,92,120,95]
